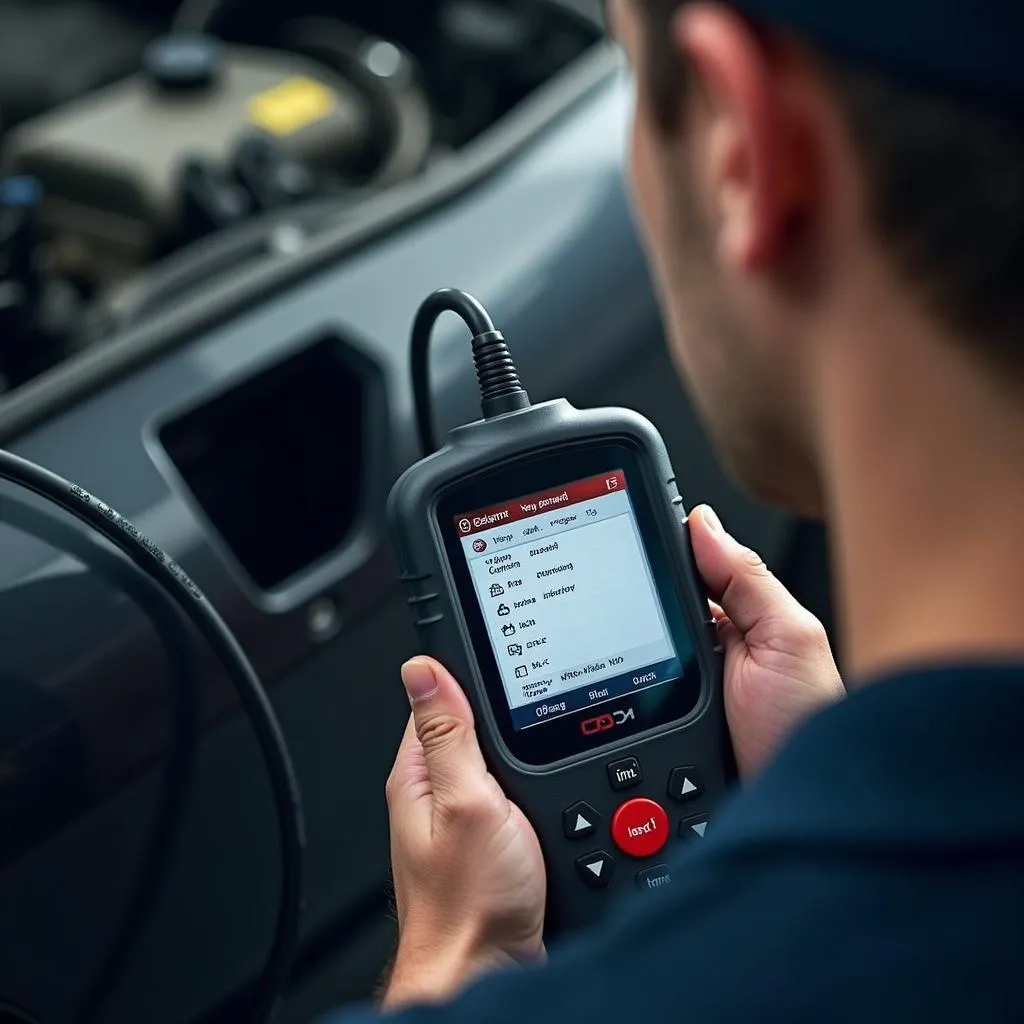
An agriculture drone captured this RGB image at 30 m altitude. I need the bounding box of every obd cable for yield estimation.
[410,287,530,456]
[0,448,304,1024]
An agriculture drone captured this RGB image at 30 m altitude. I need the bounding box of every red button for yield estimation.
[611,797,669,858]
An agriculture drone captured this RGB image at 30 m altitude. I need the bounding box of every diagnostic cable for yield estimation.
[0,448,304,1024]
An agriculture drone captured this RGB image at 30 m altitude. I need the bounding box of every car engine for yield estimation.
[0,0,598,390]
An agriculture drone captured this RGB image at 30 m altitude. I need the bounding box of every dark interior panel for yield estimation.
[158,337,382,592]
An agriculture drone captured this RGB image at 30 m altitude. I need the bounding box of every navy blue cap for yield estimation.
[729,0,1024,107]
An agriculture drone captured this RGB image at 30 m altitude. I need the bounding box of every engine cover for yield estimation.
[0,39,373,287]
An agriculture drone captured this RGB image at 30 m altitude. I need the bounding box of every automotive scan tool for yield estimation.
[388,288,736,934]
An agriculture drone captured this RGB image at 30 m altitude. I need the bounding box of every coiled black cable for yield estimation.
[0,493,200,1024]
[0,449,304,1024]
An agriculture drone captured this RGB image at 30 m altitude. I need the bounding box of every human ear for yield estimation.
[676,3,807,270]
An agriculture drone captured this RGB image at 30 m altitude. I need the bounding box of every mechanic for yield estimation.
[325,0,1024,1019]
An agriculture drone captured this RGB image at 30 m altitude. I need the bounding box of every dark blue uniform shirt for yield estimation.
[323,663,1024,1023]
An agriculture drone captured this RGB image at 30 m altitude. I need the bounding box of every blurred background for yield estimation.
[0,2,832,1022]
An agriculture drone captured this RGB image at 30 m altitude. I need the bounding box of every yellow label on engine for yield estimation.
[246,77,337,136]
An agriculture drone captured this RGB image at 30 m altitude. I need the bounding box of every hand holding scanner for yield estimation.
[387,289,735,935]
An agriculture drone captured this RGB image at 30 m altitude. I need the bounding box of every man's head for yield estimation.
[610,0,1024,516]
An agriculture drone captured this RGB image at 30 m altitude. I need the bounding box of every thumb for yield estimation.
[688,504,802,636]
[400,656,489,803]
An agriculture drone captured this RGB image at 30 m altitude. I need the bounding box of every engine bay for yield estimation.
[0,0,599,392]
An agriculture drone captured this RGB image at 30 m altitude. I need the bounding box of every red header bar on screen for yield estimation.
[454,470,627,536]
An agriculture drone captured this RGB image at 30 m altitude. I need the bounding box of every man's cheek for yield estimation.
[627,116,661,248]
[629,117,685,309]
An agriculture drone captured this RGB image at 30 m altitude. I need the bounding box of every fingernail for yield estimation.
[401,658,439,704]
[701,505,723,532]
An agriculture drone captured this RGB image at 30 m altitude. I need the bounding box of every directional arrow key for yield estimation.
[562,801,600,840]
[679,814,709,841]
[668,766,704,803]
[576,850,614,888]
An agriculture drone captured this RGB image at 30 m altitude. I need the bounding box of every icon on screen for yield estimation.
[514,665,528,679]
[501,623,516,637]
[458,518,472,533]
[507,643,523,657]
[497,603,510,617]
[605,476,619,491]
[472,538,487,553]
[489,583,505,597]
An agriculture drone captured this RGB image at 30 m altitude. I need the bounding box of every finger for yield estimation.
[400,656,489,805]
[709,600,742,652]
[712,611,745,657]
[688,504,803,636]
[391,715,429,793]
[386,715,433,824]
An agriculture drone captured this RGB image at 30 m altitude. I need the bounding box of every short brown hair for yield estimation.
[637,0,1024,377]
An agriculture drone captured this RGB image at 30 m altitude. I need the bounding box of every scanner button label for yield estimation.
[636,864,673,890]
[611,797,669,858]
[607,756,643,791]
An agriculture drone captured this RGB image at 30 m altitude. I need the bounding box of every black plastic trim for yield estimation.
[142,326,391,614]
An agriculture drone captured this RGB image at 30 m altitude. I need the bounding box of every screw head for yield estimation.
[307,597,341,641]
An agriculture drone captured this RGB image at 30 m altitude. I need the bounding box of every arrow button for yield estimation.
[562,800,600,840]
[667,766,704,803]
[575,850,615,888]
[679,814,709,840]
